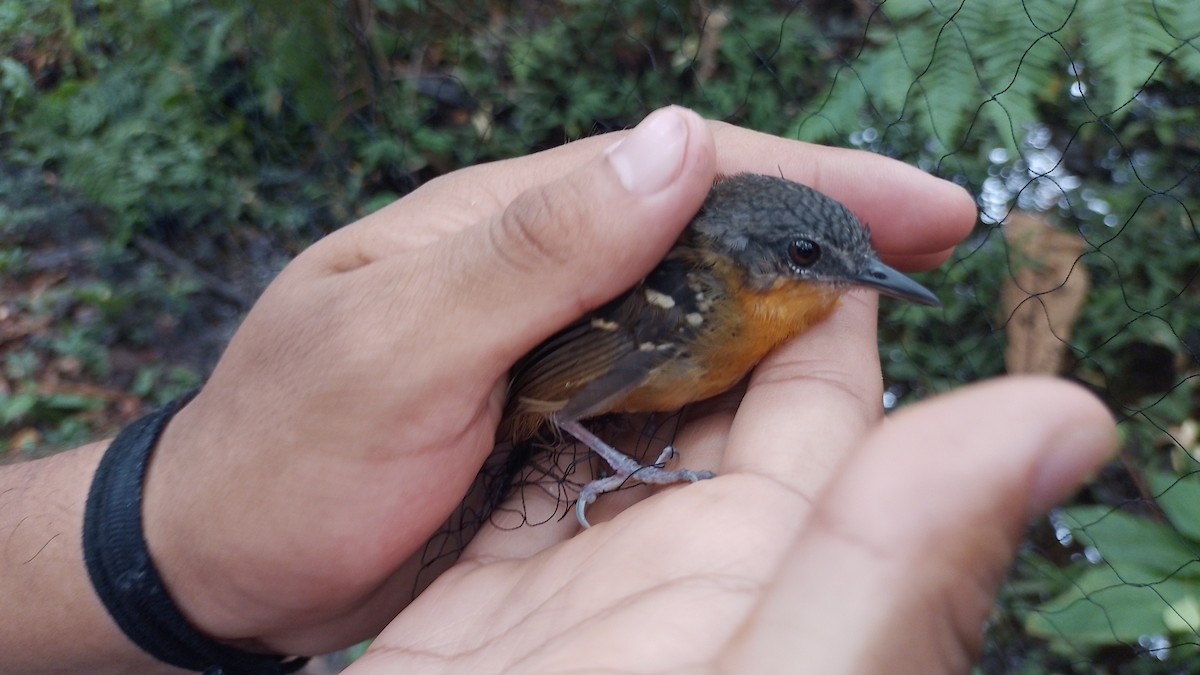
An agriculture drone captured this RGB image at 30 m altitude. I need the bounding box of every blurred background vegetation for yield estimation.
[3,0,1199,672]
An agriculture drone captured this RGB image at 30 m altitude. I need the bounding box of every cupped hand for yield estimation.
[349,370,1115,673]
[141,106,975,656]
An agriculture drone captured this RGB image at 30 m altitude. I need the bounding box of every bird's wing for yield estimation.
[505,254,706,428]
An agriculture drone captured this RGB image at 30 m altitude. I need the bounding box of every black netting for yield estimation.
[5,1,1200,671]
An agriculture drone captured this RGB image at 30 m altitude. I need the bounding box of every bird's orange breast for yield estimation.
[608,277,841,413]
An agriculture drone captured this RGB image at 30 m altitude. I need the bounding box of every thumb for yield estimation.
[721,376,1118,675]
[431,105,716,370]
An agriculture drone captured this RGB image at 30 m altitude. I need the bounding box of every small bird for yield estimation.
[503,173,939,527]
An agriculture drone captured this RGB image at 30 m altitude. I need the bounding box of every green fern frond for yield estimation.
[789,66,868,144]
[956,1,1069,155]
[1159,0,1200,79]
[1077,0,1180,117]
[911,24,978,152]
[878,3,991,153]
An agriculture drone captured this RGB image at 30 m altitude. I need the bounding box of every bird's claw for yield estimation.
[558,420,716,528]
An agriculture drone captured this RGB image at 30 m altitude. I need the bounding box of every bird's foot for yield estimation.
[557,419,715,528]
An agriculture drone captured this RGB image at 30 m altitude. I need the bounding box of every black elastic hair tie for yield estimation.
[83,392,308,675]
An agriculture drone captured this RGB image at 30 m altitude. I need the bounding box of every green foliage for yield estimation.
[1076,0,1190,115]
[4,2,1200,669]
[880,231,1009,396]
[0,56,35,119]
[793,0,1200,159]
[0,0,367,242]
[23,60,252,241]
[1029,564,1200,649]
[1027,475,1200,652]
[130,363,202,403]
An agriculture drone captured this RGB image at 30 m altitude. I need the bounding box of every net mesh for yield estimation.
[4,0,1200,671]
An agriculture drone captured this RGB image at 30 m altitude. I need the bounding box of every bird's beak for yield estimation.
[852,260,941,307]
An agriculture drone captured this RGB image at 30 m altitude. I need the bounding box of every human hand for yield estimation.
[347,373,1115,673]
[140,105,973,657]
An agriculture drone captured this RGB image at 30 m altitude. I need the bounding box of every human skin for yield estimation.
[0,106,1114,674]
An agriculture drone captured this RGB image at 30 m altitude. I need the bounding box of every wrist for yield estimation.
[86,393,305,671]
[139,395,272,647]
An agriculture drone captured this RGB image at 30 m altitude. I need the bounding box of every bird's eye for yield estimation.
[788,238,821,268]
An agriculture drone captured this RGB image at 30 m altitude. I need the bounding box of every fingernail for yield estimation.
[1028,424,1118,516]
[606,107,689,196]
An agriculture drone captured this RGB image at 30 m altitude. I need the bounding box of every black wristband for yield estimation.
[83,392,309,675]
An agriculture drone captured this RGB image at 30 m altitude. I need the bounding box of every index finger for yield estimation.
[423,115,974,267]
[713,292,886,506]
[348,109,975,273]
[708,121,976,266]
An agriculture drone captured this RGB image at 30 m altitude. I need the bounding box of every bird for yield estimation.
[502,173,939,527]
